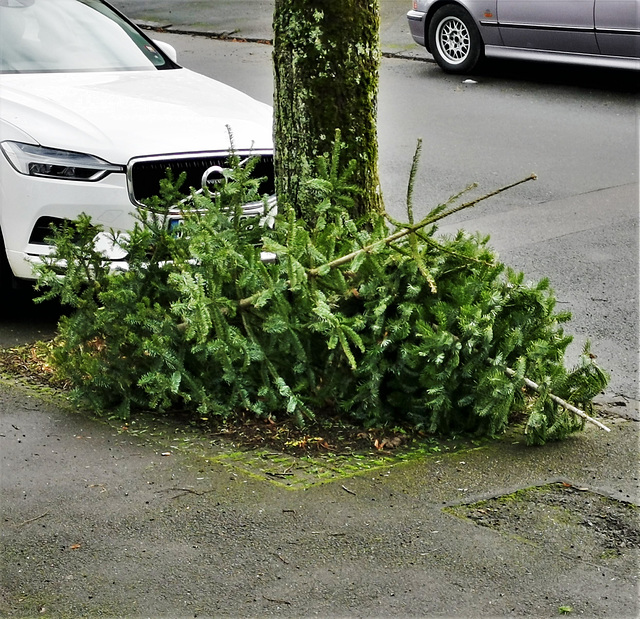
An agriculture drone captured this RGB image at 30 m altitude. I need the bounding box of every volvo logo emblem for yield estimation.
[201,165,226,193]
[201,157,251,194]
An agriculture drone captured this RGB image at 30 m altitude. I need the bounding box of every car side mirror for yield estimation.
[153,39,178,63]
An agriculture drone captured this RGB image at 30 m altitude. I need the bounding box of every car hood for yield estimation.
[0,68,273,164]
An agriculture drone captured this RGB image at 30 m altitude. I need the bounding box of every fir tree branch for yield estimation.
[237,175,537,309]
[415,232,497,268]
[307,174,537,277]
[435,174,536,221]
[405,138,422,225]
[502,366,611,432]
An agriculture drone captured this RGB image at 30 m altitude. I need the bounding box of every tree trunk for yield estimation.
[273,0,382,220]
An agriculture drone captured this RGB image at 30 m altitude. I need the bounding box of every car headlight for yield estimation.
[0,141,123,181]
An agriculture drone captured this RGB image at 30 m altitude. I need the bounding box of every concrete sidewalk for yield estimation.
[111,0,426,59]
[1,378,638,618]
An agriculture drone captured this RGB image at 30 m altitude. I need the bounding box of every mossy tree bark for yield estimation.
[273,0,382,220]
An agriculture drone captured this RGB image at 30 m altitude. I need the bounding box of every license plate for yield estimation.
[168,217,182,233]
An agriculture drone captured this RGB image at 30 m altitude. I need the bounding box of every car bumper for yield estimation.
[0,159,137,280]
[407,10,427,47]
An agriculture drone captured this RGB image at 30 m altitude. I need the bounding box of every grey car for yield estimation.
[407,0,640,73]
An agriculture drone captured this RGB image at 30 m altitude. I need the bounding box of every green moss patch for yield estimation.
[446,482,639,568]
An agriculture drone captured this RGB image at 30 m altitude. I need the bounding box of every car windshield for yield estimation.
[0,0,175,74]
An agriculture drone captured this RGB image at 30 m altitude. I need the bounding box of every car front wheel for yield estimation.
[428,5,483,74]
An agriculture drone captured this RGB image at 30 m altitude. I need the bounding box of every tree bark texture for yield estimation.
[273,0,382,220]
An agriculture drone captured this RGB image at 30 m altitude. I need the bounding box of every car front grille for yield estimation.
[127,152,275,204]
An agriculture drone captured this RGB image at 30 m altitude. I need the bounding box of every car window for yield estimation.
[0,0,176,74]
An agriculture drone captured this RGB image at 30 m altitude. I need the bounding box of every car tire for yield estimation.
[428,5,484,74]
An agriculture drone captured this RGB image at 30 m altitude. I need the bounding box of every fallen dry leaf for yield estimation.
[374,436,404,450]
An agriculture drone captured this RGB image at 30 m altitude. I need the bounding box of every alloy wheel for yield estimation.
[435,17,470,65]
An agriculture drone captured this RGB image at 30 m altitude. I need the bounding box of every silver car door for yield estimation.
[595,0,640,57]
[497,0,599,54]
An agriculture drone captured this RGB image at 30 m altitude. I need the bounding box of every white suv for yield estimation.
[0,0,275,287]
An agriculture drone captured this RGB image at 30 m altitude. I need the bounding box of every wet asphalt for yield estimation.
[1,382,638,618]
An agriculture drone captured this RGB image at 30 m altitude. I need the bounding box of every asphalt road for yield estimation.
[3,35,636,408]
